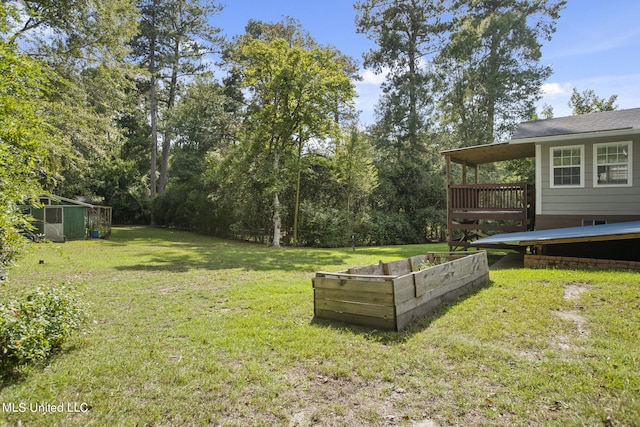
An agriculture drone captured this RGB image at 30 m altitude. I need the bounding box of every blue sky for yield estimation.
[214,0,640,126]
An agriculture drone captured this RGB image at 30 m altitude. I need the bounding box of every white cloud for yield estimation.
[358,68,389,86]
[537,73,640,118]
[354,68,389,125]
[541,82,572,98]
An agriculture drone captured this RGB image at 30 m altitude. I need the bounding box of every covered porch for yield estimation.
[442,142,536,250]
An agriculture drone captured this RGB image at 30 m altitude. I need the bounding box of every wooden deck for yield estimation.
[448,183,535,250]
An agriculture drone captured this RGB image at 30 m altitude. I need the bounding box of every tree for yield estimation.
[437,0,566,145]
[130,0,222,207]
[0,33,57,281]
[5,0,140,199]
[355,0,452,244]
[355,0,447,156]
[334,127,378,237]
[152,76,241,231]
[569,87,618,115]
[229,36,355,247]
[5,0,137,61]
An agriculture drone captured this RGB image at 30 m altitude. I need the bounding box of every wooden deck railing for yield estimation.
[448,183,534,249]
[450,183,530,211]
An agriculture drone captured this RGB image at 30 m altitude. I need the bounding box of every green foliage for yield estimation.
[355,0,446,151]
[298,202,349,247]
[569,87,618,115]
[4,0,141,201]
[0,38,55,281]
[227,28,356,246]
[0,283,89,369]
[436,0,566,144]
[5,0,138,61]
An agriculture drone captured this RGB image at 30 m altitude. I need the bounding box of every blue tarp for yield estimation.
[471,220,640,246]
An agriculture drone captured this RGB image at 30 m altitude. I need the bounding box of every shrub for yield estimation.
[0,283,89,369]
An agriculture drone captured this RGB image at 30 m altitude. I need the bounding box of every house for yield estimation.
[441,108,640,261]
[27,195,112,242]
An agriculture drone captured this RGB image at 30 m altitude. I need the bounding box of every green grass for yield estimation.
[0,227,638,426]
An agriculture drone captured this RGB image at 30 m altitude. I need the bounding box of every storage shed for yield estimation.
[28,195,112,242]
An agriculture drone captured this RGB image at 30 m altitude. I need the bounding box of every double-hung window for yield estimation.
[551,145,584,188]
[594,141,632,187]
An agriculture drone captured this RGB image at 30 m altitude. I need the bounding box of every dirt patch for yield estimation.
[282,366,400,426]
[552,309,589,351]
[563,282,590,301]
[550,282,591,353]
[274,363,468,427]
[553,310,587,329]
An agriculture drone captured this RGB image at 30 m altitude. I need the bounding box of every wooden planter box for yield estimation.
[312,251,489,330]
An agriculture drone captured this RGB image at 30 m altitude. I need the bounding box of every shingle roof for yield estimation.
[512,107,640,140]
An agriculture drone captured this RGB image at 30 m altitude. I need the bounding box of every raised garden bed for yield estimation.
[312,251,489,330]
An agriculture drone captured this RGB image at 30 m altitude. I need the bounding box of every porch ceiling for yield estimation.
[441,142,535,166]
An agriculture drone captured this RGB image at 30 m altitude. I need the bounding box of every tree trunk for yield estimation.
[272,151,281,248]
[148,0,158,225]
[292,136,302,246]
[158,41,180,195]
[273,192,281,248]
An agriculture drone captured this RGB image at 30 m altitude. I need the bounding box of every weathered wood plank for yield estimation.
[314,288,394,306]
[348,261,385,275]
[313,277,394,294]
[314,309,396,330]
[391,275,415,305]
[412,252,485,298]
[397,269,489,315]
[395,273,489,330]
[314,298,395,319]
[382,259,412,276]
[314,272,395,280]
[409,255,428,272]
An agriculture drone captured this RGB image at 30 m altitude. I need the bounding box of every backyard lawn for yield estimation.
[0,227,638,426]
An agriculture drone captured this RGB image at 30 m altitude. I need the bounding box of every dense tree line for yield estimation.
[3,0,578,262]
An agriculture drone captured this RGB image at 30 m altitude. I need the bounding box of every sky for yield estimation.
[213,0,640,126]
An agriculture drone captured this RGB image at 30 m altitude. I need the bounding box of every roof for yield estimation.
[441,108,640,165]
[39,194,108,209]
[512,108,640,141]
[441,141,535,166]
[471,221,640,246]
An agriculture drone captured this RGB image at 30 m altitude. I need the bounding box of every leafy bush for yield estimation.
[0,283,89,369]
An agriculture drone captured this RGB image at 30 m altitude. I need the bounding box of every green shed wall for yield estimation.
[31,208,45,234]
[63,206,87,239]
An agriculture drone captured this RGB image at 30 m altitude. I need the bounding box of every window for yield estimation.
[45,207,63,224]
[594,142,632,187]
[551,145,583,188]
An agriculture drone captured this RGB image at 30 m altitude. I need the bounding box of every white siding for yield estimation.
[538,135,640,216]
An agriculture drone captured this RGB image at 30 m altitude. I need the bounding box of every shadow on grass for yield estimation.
[0,343,82,389]
[109,226,349,273]
[108,226,452,274]
[310,280,495,346]
[112,247,349,273]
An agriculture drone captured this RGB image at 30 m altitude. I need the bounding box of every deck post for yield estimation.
[445,156,453,251]
[461,161,467,184]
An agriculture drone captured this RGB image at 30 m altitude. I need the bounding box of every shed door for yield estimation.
[44,207,64,241]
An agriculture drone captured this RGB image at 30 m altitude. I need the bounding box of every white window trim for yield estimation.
[550,145,584,189]
[593,141,633,188]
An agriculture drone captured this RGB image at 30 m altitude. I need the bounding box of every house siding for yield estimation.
[538,135,640,218]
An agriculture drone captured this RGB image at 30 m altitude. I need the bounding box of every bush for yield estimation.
[0,283,89,369]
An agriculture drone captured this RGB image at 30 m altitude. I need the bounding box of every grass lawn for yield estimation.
[0,226,638,426]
